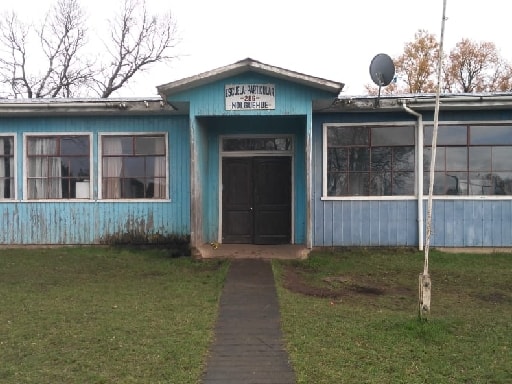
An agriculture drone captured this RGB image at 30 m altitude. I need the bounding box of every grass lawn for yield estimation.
[0,247,228,384]
[273,248,512,384]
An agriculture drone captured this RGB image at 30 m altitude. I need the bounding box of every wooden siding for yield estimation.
[314,199,418,246]
[430,200,512,247]
[176,70,334,246]
[0,115,190,244]
[312,112,512,248]
[0,201,189,244]
[168,73,336,117]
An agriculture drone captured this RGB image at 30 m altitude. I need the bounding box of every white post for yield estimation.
[421,0,448,319]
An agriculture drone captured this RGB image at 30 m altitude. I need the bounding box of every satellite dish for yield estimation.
[369,53,395,87]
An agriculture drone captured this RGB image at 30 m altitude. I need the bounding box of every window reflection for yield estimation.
[469,147,492,171]
[327,124,512,197]
[223,137,292,151]
[424,125,467,145]
[0,136,14,199]
[471,125,512,145]
[326,126,415,196]
[492,147,512,171]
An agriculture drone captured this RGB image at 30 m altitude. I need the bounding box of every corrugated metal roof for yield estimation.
[325,92,512,112]
[0,97,183,116]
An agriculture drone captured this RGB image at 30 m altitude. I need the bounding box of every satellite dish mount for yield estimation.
[369,53,395,107]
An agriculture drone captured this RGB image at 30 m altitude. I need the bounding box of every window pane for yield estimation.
[222,137,292,151]
[469,147,491,171]
[135,136,165,155]
[370,147,391,171]
[349,148,370,171]
[61,136,89,155]
[446,172,468,195]
[369,172,391,195]
[393,172,415,195]
[471,125,512,145]
[492,147,512,171]
[122,178,145,198]
[28,157,46,177]
[348,173,369,195]
[27,137,58,155]
[424,147,445,171]
[68,157,90,179]
[371,126,414,146]
[101,135,167,199]
[327,173,348,196]
[2,137,14,154]
[425,125,467,145]
[393,147,415,171]
[493,172,512,195]
[446,148,467,171]
[123,157,145,177]
[328,126,369,146]
[1,137,14,199]
[468,172,493,195]
[103,137,132,155]
[149,178,166,198]
[327,148,347,172]
[424,172,468,195]
[146,157,166,178]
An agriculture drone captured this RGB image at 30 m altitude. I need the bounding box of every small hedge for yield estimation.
[100,232,191,257]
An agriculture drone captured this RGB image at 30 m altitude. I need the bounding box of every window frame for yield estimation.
[424,123,512,197]
[0,133,17,200]
[23,133,93,201]
[98,132,169,201]
[322,122,417,200]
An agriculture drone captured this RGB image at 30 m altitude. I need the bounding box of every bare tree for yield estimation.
[0,0,179,98]
[96,0,179,98]
[0,12,31,98]
[37,0,91,98]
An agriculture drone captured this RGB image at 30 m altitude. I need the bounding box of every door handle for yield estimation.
[249,207,253,211]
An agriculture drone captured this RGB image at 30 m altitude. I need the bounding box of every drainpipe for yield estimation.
[402,102,424,251]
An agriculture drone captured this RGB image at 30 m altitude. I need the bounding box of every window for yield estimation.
[325,125,415,196]
[26,135,90,199]
[101,134,167,199]
[222,137,292,152]
[424,125,512,195]
[0,136,15,199]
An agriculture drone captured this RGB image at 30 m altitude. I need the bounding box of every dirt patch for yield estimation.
[281,265,389,299]
[475,292,511,304]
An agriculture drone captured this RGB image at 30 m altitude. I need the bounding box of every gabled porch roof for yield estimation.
[156,57,344,98]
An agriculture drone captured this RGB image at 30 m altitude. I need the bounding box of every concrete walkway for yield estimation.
[201,259,296,384]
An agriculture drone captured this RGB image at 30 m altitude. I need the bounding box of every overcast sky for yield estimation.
[4,0,512,97]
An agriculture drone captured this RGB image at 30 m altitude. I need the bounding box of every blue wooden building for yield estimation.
[1,58,512,254]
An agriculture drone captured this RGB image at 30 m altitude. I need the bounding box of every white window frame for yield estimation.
[23,132,93,201]
[323,120,512,201]
[322,122,417,201]
[98,132,169,201]
[0,133,17,200]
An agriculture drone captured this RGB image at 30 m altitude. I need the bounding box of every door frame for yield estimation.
[218,134,295,244]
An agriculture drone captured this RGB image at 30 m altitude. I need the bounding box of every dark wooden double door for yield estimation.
[222,157,291,244]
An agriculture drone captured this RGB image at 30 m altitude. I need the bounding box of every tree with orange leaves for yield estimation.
[365,29,512,95]
[444,39,512,93]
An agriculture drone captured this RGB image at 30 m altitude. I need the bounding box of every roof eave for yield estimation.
[0,98,186,116]
[325,94,512,113]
